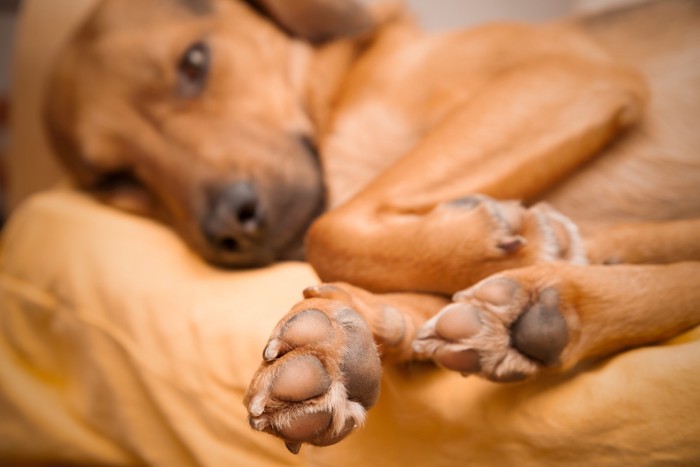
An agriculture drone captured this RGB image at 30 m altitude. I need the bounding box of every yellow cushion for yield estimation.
[0,189,315,465]
[1,189,699,465]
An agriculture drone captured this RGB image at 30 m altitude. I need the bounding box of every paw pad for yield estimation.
[510,288,568,365]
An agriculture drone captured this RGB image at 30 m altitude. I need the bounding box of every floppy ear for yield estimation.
[248,0,375,42]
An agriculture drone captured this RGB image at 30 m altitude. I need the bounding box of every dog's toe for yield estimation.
[434,303,483,342]
[531,203,587,264]
[446,195,529,254]
[278,410,333,442]
[270,355,331,402]
[433,346,481,373]
[263,308,334,361]
[426,303,483,373]
[461,276,521,305]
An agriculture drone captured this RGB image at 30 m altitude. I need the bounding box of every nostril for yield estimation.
[217,236,240,252]
[219,181,263,231]
[236,199,259,227]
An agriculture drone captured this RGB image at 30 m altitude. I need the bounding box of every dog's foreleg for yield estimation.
[244,282,447,452]
[349,55,648,210]
[406,166,700,382]
[308,56,647,294]
[585,217,700,265]
[414,261,700,381]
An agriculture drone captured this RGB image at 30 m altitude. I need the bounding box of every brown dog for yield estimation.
[45,0,700,455]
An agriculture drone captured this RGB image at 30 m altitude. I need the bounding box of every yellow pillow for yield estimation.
[1,189,699,465]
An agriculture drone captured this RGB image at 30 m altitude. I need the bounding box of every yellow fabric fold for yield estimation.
[1,189,698,466]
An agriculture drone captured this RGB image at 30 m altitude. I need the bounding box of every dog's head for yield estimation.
[44,0,375,267]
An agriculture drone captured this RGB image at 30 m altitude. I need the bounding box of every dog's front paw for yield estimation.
[244,286,381,454]
[413,275,570,382]
[446,195,587,265]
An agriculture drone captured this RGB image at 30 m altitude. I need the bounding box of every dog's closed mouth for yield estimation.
[92,169,141,192]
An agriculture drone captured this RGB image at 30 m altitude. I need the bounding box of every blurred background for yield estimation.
[0,0,599,225]
[404,0,576,29]
[0,0,20,224]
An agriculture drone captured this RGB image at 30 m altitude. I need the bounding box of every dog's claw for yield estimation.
[250,415,270,431]
[433,347,481,373]
[414,276,569,381]
[285,441,302,455]
[244,295,381,451]
[303,284,352,301]
[249,393,266,417]
[497,235,527,253]
[263,339,281,361]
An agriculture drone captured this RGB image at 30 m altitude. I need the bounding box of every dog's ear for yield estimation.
[248,0,375,42]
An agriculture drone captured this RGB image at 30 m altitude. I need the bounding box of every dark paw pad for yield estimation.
[510,287,568,365]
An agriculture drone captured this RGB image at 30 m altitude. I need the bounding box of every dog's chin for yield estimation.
[195,232,307,269]
[196,241,276,269]
[205,249,277,269]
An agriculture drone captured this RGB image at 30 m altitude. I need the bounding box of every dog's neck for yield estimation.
[303,2,413,138]
[303,40,366,137]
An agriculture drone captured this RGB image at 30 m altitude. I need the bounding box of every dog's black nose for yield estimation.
[203,181,265,255]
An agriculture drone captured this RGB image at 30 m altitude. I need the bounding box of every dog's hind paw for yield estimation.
[413,274,570,382]
[244,286,381,453]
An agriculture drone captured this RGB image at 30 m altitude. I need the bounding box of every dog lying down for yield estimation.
[45,0,700,454]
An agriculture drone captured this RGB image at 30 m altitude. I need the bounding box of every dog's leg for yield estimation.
[309,57,647,294]
[416,217,700,380]
[246,57,647,451]
[414,260,700,381]
[244,282,447,452]
[585,218,700,265]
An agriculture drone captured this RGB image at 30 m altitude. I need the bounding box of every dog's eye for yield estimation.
[177,41,210,98]
[300,135,320,161]
[93,169,141,192]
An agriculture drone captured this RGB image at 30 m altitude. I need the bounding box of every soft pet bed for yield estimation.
[1,189,699,466]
